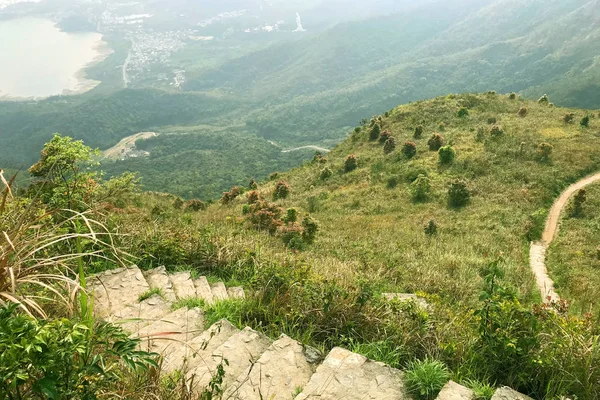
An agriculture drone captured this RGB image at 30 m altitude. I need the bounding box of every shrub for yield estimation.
[320,167,333,180]
[379,129,392,143]
[538,94,550,104]
[427,134,445,151]
[221,186,241,205]
[562,113,576,124]
[424,220,438,237]
[280,224,305,251]
[246,200,283,234]
[570,189,587,217]
[283,208,298,223]
[580,115,590,127]
[438,122,446,131]
[402,141,417,158]
[249,179,258,190]
[438,146,456,164]
[516,106,528,117]
[247,190,260,204]
[410,175,432,202]
[405,358,450,400]
[475,127,486,142]
[448,180,470,208]
[509,92,517,100]
[386,176,400,189]
[457,107,469,118]
[313,152,327,164]
[487,117,497,124]
[537,142,553,162]
[384,137,397,155]
[414,125,424,139]
[185,199,206,211]
[489,124,504,137]
[487,90,496,95]
[301,215,319,244]
[273,180,291,200]
[354,126,361,133]
[369,124,381,141]
[173,197,184,209]
[525,208,547,240]
[269,172,279,181]
[344,154,358,172]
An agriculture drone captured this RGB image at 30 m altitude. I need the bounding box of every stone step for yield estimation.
[162,319,239,373]
[436,381,475,400]
[170,271,197,299]
[110,294,172,333]
[294,347,408,400]
[89,266,150,318]
[143,266,177,302]
[187,326,272,391]
[227,287,246,300]
[491,387,533,400]
[134,307,204,356]
[210,282,229,302]
[194,277,215,305]
[225,334,318,400]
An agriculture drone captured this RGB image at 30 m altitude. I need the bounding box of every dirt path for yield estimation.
[530,172,600,302]
[102,132,156,159]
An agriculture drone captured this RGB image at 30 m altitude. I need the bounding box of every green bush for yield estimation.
[173,197,184,209]
[570,189,587,217]
[448,179,470,208]
[517,107,528,117]
[509,92,517,100]
[221,186,241,205]
[457,107,469,118]
[248,179,258,190]
[414,125,424,139]
[438,146,456,164]
[562,113,576,124]
[0,304,156,399]
[475,127,486,142]
[320,167,333,180]
[402,141,417,158]
[185,199,206,211]
[487,117,497,124]
[247,190,260,204]
[580,115,590,127]
[490,124,504,137]
[525,208,547,241]
[301,216,319,244]
[269,172,279,181]
[410,175,432,202]
[379,129,392,144]
[427,134,445,151]
[405,358,450,400]
[245,200,283,234]
[273,181,291,200]
[538,94,550,104]
[537,142,553,163]
[280,224,305,251]
[387,176,400,189]
[424,220,438,237]
[283,208,299,223]
[384,137,397,155]
[344,154,358,172]
[369,124,381,141]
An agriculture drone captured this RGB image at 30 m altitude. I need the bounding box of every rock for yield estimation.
[193,277,215,305]
[187,327,272,390]
[294,347,408,400]
[227,286,246,300]
[170,271,197,299]
[110,294,171,333]
[210,282,229,302]
[436,381,475,400]
[491,387,534,400]
[225,334,316,399]
[143,266,177,301]
[381,293,429,308]
[89,266,150,318]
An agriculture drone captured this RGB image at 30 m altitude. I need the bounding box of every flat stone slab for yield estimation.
[89,266,150,318]
[134,307,204,357]
[227,287,246,300]
[194,277,215,305]
[436,381,474,400]
[294,347,408,400]
[143,266,177,301]
[170,271,197,299]
[110,294,171,334]
[188,327,272,391]
[226,334,317,400]
[162,319,239,373]
[492,387,534,400]
[210,282,229,302]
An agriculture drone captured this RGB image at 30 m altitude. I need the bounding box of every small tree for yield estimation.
[509,92,517,100]
[382,137,396,155]
[457,107,469,118]
[490,124,504,137]
[537,142,553,163]
[344,154,358,172]
[319,167,333,180]
[428,133,445,151]
[414,125,424,139]
[517,107,528,117]
[580,116,590,128]
[448,179,470,208]
[369,124,381,141]
[438,146,456,164]
[410,174,431,202]
[402,141,417,158]
[538,94,550,104]
[273,181,291,200]
[247,190,260,204]
[424,220,438,237]
[570,189,587,217]
[301,215,319,244]
[283,208,298,223]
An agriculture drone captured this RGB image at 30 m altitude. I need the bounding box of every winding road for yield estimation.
[530,172,600,303]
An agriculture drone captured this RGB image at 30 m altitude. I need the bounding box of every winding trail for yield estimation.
[530,172,600,302]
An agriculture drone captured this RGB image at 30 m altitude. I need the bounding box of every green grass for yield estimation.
[547,182,600,318]
[171,297,206,311]
[405,358,451,400]
[138,288,165,302]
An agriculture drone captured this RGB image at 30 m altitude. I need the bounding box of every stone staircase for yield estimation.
[88,266,535,400]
